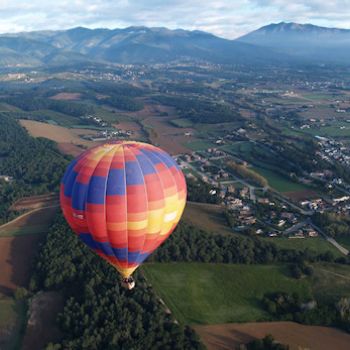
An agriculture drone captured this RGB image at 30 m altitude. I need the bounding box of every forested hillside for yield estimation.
[0,113,68,223]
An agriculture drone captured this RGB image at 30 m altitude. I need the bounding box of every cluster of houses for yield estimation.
[316,136,350,169]
[82,115,109,127]
[289,226,319,239]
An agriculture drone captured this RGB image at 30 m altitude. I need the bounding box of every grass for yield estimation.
[221,142,253,157]
[301,93,333,101]
[185,140,214,151]
[262,237,343,258]
[252,166,310,192]
[336,236,350,251]
[171,119,194,128]
[143,263,311,325]
[311,263,350,301]
[0,296,26,350]
[31,110,78,127]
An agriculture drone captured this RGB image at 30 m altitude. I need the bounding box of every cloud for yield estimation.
[0,0,349,38]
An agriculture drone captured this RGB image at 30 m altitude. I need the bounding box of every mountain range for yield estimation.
[237,22,350,63]
[0,22,349,67]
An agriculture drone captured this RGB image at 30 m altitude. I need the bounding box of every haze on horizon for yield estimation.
[1,0,350,39]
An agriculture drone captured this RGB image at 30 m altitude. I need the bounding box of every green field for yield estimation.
[185,140,214,151]
[302,93,333,101]
[171,118,194,128]
[311,263,350,301]
[143,263,311,324]
[252,166,310,192]
[336,236,350,251]
[221,141,253,157]
[31,110,78,127]
[262,237,343,258]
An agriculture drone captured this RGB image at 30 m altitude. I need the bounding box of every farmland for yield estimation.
[20,119,97,155]
[0,206,58,237]
[143,263,311,324]
[252,166,311,193]
[195,321,350,350]
[0,204,58,349]
[183,202,234,236]
[262,237,343,257]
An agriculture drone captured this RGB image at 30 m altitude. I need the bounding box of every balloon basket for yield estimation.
[121,277,135,290]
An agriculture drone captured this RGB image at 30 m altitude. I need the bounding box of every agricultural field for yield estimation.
[143,263,311,324]
[171,118,194,128]
[311,263,350,301]
[262,237,343,258]
[0,204,58,349]
[20,119,97,156]
[186,140,214,151]
[183,202,234,236]
[195,321,350,350]
[50,92,82,101]
[10,193,59,211]
[142,116,194,154]
[221,141,253,157]
[252,166,311,192]
[336,236,350,251]
[0,206,58,237]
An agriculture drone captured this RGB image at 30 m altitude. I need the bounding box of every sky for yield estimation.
[0,0,350,38]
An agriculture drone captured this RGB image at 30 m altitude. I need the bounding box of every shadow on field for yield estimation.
[0,234,44,297]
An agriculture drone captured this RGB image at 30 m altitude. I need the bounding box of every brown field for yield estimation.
[195,322,350,350]
[284,190,320,201]
[20,120,98,155]
[119,103,197,154]
[10,193,59,211]
[20,120,97,144]
[0,206,58,237]
[57,142,86,156]
[143,116,194,154]
[50,92,82,101]
[183,202,233,235]
[0,235,43,296]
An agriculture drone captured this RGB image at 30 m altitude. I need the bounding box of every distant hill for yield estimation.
[237,22,350,63]
[1,23,349,67]
[0,26,286,67]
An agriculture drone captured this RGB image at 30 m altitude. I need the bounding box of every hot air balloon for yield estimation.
[60,141,187,289]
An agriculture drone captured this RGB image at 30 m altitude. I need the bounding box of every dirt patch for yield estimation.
[194,321,350,350]
[0,235,42,296]
[284,190,319,201]
[183,202,233,235]
[22,291,64,350]
[20,120,97,147]
[50,92,82,101]
[10,194,58,211]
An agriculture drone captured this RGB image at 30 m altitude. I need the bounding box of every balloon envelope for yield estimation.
[60,141,187,278]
